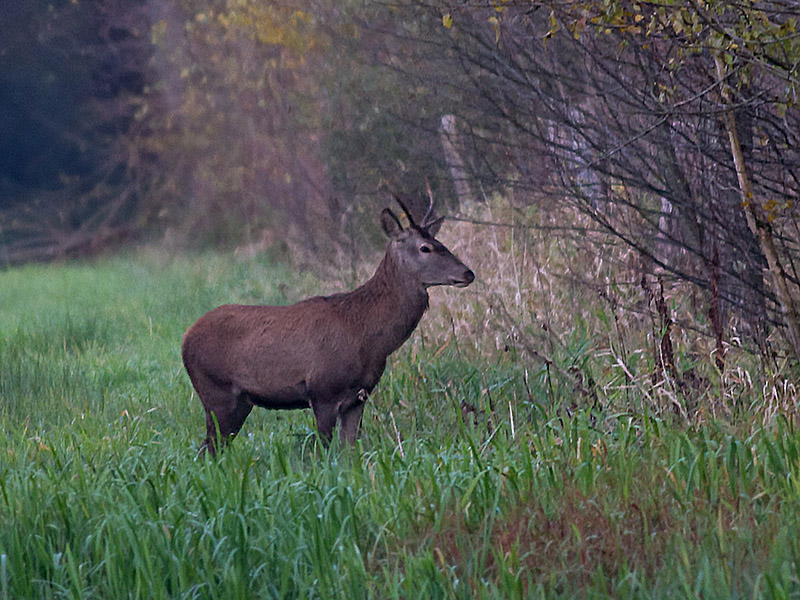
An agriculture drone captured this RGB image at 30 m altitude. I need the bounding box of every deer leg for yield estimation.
[200,397,253,456]
[338,389,368,446]
[191,372,253,456]
[311,400,338,446]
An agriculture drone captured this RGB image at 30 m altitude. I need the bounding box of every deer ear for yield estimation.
[424,215,445,237]
[381,208,404,238]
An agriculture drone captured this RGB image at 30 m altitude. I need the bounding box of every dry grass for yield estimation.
[409,194,800,427]
[421,474,781,596]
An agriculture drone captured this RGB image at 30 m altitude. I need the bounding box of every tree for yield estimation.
[0,0,153,263]
[385,0,800,360]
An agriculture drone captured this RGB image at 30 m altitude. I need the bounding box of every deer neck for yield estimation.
[349,250,429,356]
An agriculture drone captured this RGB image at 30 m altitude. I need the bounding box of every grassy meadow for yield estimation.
[1,239,800,598]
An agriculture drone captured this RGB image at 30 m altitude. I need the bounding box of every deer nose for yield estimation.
[455,269,474,287]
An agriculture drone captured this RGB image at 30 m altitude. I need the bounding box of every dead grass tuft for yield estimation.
[418,474,778,594]
[399,195,800,424]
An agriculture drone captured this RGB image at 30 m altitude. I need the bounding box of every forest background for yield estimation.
[1,0,800,418]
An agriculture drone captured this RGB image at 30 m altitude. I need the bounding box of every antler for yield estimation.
[393,184,438,232]
[421,178,436,228]
[392,194,418,229]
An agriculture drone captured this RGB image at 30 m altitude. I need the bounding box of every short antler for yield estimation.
[393,185,442,234]
[421,179,436,229]
[392,194,418,229]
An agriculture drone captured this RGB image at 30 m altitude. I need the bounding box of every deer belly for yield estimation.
[243,381,310,410]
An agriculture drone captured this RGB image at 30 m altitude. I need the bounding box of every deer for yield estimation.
[181,196,475,455]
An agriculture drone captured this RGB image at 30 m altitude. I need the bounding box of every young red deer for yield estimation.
[181,198,474,455]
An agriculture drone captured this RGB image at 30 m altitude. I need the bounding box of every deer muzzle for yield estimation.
[452,269,475,288]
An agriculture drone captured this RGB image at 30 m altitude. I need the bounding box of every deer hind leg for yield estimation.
[201,399,253,456]
[192,375,253,456]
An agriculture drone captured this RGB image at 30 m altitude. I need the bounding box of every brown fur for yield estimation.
[181,203,474,455]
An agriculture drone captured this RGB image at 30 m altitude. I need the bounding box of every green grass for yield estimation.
[1,252,800,598]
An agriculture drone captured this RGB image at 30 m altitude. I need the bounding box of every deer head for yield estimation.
[381,195,474,288]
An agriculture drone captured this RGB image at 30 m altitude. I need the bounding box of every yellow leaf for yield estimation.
[489,16,501,44]
[442,13,453,29]
[151,19,168,45]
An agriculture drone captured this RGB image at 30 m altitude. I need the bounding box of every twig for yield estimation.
[389,411,405,459]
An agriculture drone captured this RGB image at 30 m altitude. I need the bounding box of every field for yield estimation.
[1,249,800,599]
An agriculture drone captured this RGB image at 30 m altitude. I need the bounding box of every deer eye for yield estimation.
[419,244,432,254]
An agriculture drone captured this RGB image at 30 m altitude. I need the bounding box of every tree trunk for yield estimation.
[715,54,800,361]
[440,115,475,205]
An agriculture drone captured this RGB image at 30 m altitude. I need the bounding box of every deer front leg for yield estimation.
[338,389,368,446]
[311,389,367,447]
[311,399,337,446]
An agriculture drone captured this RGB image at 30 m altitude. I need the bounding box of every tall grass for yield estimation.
[1,248,799,598]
